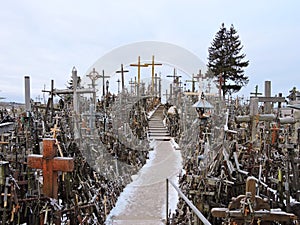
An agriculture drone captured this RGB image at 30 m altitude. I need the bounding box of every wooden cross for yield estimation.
[185,77,197,92]
[145,55,162,94]
[250,85,262,97]
[99,70,110,97]
[27,138,74,199]
[167,68,181,84]
[130,56,148,97]
[116,64,129,92]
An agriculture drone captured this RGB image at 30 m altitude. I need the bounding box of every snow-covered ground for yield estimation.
[105,139,182,225]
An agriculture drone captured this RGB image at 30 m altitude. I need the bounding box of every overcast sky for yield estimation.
[0,0,299,103]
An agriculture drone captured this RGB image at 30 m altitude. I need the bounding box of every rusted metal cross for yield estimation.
[27,138,74,199]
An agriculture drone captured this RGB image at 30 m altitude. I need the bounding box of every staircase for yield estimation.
[148,105,171,141]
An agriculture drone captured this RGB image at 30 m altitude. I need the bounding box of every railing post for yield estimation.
[166,178,169,224]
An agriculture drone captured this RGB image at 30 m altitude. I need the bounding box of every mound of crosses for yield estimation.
[211,176,297,224]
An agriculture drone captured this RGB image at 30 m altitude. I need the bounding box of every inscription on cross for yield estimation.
[27,138,74,199]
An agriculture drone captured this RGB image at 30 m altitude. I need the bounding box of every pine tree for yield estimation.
[207,23,249,97]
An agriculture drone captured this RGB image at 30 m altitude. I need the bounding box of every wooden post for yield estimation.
[250,97,259,141]
[72,67,79,114]
[24,76,31,112]
[265,81,272,113]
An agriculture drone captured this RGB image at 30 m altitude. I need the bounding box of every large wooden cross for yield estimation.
[116,64,129,92]
[145,55,162,94]
[27,138,74,199]
[130,56,148,98]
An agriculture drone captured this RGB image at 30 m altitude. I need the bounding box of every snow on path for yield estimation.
[105,139,182,225]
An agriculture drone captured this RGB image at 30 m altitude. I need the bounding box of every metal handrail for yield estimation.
[166,178,212,225]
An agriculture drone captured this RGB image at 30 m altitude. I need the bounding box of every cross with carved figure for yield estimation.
[27,138,74,199]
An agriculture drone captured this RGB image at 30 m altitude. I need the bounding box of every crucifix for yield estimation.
[86,68,101,104]
[250,85,262,97]
[145,55,162,95]
[27,138,74,199]
[99,70,110,97]
[167,68,181,85]
[116,64,129,92]
[185,76,197,92]
[130,56,148,98]
[192,70,207,100]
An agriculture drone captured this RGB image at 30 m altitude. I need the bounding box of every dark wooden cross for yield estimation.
[211,176,297,223]
[116,64,129,92]
[100,70,110,97]
[250,85,262,97]
[145,55,162,94]
[27,138,74,199]
[167,68,181,85]
[185,77,197,92]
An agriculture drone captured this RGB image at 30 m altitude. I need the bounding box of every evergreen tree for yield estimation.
[207,23,249,97]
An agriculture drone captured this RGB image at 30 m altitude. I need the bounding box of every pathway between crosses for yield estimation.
[106,105,182,225]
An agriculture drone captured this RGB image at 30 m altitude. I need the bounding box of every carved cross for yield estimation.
[27,139,74,199]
